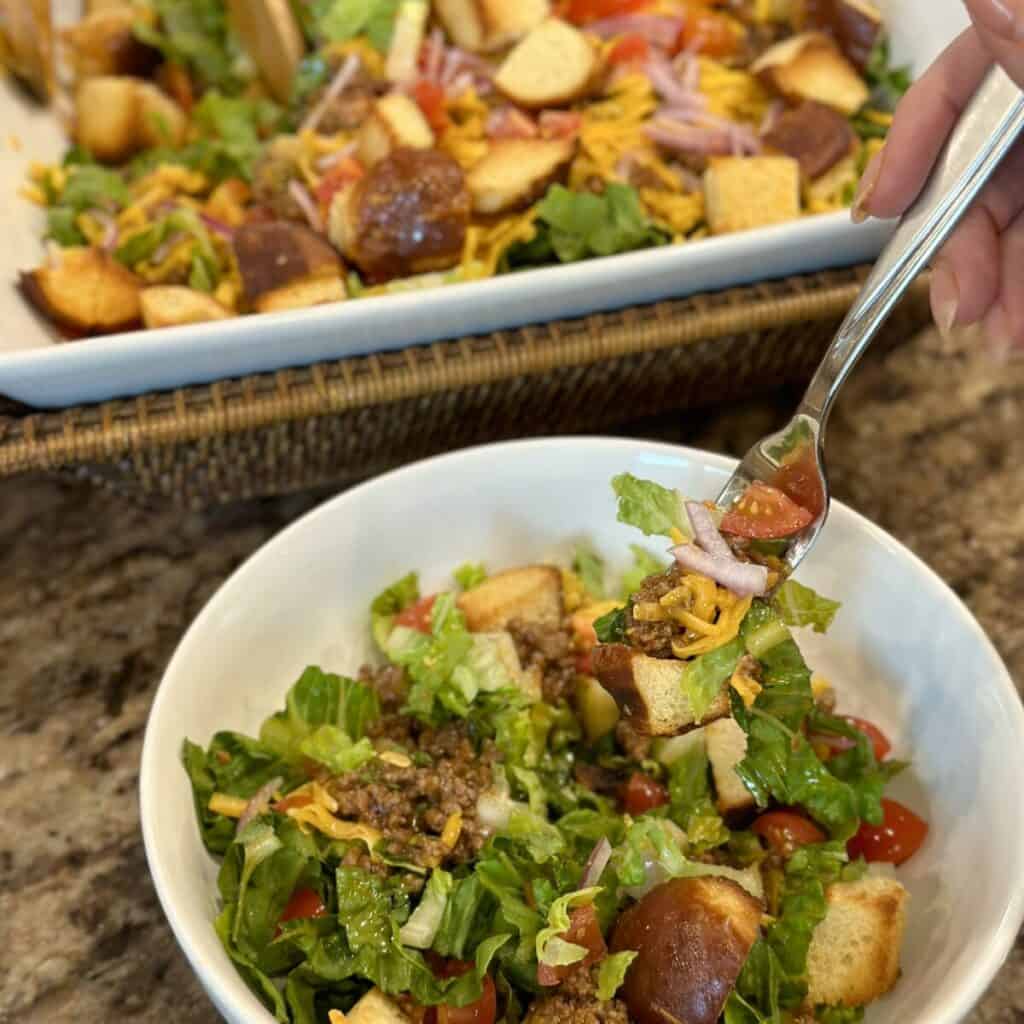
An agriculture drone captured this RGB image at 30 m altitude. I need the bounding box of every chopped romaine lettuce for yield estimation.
[454,562,487,591]
[620,545,668,600]
[665,738,730,852]
[611,473,688,539]
[535,887,601,968]
[772,580,841,634]
[399,869,453,949]
[307,0,402,51]
[682,637,745,722]
[597,951,637,1001]
[593,605,627,644]
[573,546,606,600]
[297,724,375,774]
[370,571,420,649]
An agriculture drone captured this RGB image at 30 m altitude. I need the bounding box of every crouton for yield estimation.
[255,276,346,314]
[140,287,231,329]
[136,82,189,149]
[806,0,882,71]
[64,6,159,79]
[752,32,870,115]
[233,222,343,307]
[457,566,563,632]
[387,0,429,84]
[467,137,575,214]
[805,878,909,1007]
[576,674,620,740]
[226,0,305,104]
[358,93,435,168]
[433,0,550,53]
[494,19,597,110]
[704,717,756,819]
[345,988,411,1024]
[762,100,856,179]
[21,248,141,335]
[592,645,730,736]
[0,0,54,99]
[704,156,801,235]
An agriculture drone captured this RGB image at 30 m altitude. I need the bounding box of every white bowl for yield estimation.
[140,437,1024,1024]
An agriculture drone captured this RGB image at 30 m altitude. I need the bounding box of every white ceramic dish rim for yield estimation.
[139,436,1024,1024]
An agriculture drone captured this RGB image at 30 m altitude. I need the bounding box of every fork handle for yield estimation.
[800,65,1024,427]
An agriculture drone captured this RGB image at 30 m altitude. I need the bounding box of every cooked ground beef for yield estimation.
[623,564,688,658]
[574,761,621,796]
[358,663,408,713]
[328,720,497,868]
[525,965,630,1024]
[507,618,577,703]
[615,720,652,762]
[251,155,305,223]
[315,80,377,134]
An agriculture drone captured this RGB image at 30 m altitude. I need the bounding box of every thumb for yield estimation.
[963,0,1024,87]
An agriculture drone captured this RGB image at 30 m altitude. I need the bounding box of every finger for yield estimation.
[928,138,1024,327]
[982,205,1024,351]
[971,19,1024,89]
[854,28,993,220]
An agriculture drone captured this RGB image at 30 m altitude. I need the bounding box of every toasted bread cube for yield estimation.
[592,646,731,736]
[387,0,429,84]
[255,276,346,314]
[704,717,756,819]
[457,566,563,632]
[227,0,305,104]
[434,0,550,52]
[64,6,159,79]
[752,32,869,115]
[346,988,412,1024]
[805,878,909,1007]
[140,287,231,329]
[21,248,141,334]
[495,19,597,110]
[467,138,575,214]
[704,156,801,235]
[0,0,54,98]
[74,76,141,162]
[234,222,343,304]
[358,93,435,168]
[136,83,188,149]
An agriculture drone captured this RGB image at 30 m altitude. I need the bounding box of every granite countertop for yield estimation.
[1,324,1021,1023]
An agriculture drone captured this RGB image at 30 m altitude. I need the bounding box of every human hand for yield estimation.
[851,1,1024,350]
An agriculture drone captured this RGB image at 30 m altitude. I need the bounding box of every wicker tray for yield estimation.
[0,265,931,507]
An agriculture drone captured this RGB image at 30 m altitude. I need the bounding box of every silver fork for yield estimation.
[716,66,1024,573]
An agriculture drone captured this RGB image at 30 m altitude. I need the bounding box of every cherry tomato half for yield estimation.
[565,0,650,24]
[279,887,327,924]
[537,905,607,986]
[395,594,437,633]
[720,482,815,539]
[847,798,928,865]
[675,7,741,58]
[771,445,826,519]
[814,716,892,763]
[621,772,670,815]
[752,810,827,858]
[425,961,498,1024]
[608,34,651,65]
[414,80,450,136]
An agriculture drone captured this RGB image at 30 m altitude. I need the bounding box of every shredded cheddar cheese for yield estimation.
[698,58,770,123]
[208,793,248,818]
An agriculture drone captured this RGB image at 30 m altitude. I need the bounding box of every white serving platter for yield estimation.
[0,2,966,407]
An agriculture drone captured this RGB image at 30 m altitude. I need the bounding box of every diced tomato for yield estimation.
[621,772,670,815]
[574,650,594,675]
[674,7,741,58]
[414,80,450,135]
[771,445,826,519]
[538,110,583,140]
[273,791,313,813]
[720,482,816,539]
[423,961,497,1024]
[565,0,650,24]
[847,798,928,865]
[537,905,607,986]
[813,716,892,763]
[608,34,651,66]
[314,157,365,210]
[395,594,437,633]
[279,887,327,924]
[752,810,827,858]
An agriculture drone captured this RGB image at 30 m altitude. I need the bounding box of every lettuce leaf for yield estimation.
[371,571,420,649]
[665,739,730,852]
[593,605,627,644]
[573,546,606,600]
[308,0,403,51]
[621,545,668,600]
[611,473,687,538]
[432,875,496,960]
[597,951,637,1000]
[259,666,381,761]
[772,580,840,634]
[535,887,602,967]
[682,637,745,722]
[454,562,487,590]
[45,165,132,246]
[399,869,452,949]
[297,724,375,774]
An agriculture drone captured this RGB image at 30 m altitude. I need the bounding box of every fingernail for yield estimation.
[851,152,883,224]
[930,262,959,334]
[968,0,1024,40]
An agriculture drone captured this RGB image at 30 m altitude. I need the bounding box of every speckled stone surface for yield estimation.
[1,325,1021,1023]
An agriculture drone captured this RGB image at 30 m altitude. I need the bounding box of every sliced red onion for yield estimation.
[671,544,768,597]
[588,14,683,48]
[289,180,324,234]
[646,121,734,155]
[644,52,695,108]
[580,837,613,889]
[686,501,732,560]
[89,208,119,251]
[447,70,476,99]
[675,52,700,92]
[301,53,361,134]
[199,212,234,240]
[150,231,187,265]
[236,776,284,835]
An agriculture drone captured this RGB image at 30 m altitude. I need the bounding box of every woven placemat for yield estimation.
[0,265,932,506]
